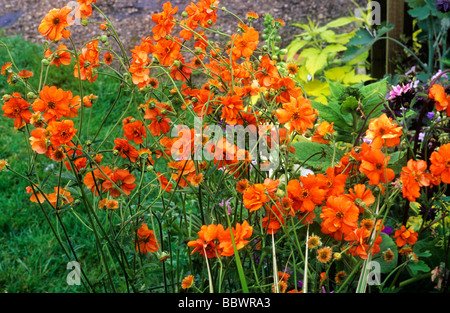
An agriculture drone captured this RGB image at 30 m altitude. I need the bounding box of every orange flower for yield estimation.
[64,143,87,171]
[262,204,285,234]
[153,37,182,66]
[320,195,359,241]
[103,169,136,197]
[364,113,403,149]
[29,128,51,154]
[311,121,335,144]
[135,223,159,254]
[144,101,172,137]
[230,25,259,61]
[236,179,250,193]
[1,62,12,76]
[18,70,33,79]
[243,183,269,212]
[287,174,326,213]
[275,96,316,134]
[74,41,100,83]
[187,224,224,258]
[393,225,418,247]
[114,138,139,162]
[430,143,450,184]
[344,184,375,213]
[428,84,449,115]
[26,185,47,204]
[105,199,119,210]
[32,86,72,122]
[181,275,194,290]
[400,159,431,202]
[156,172,173,193]
[2,93,32,129]
[103,52,113,65]
[318,166,348,197]
[255,55,280,88]
[347,227,382,260]
[45,44,71,67]
[152,2,179,41]
[218,221,253,257]
[317,247,333,263]
[123,117,147,145]
[47,186,74,208]
[83,94,97,107]
[359,143,395,185]
[38,6,72,41]
[46,119,77,147]
[83,166,112,195]
[220,94,244,126]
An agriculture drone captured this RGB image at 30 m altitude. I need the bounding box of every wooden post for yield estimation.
[386,0,405,74]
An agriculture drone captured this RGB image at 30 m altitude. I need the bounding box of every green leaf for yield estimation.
[305,51,328,77]
[360,78,388,118]
[310,100,352,131]
[285,39,309,61]
[320,30,337,43]
[291,141,341,170]
[326,16,363,28]
[375,233,399,274]
[340,96,359,115]
[407,259,431,276]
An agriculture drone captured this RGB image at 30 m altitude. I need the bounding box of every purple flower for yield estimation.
[427,112,435,119]
[381,226,392,236]
[434,0,450,12]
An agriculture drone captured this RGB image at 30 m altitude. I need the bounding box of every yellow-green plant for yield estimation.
[285,14,373,104]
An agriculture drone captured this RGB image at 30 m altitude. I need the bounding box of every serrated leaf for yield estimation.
[320,30,337,43]
[322,44,347,55]
[285,39,309,61]
[305,51,328,77]
[310,100,352,131]
[324,66,352,82]
[303,80,330,98]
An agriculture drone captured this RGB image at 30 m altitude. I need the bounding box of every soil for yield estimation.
[0,0,366,52]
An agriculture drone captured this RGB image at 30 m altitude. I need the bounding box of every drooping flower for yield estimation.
[135,223,159,254]
[428,84,449,115]
[45,44,71,67]
[103,168,136,197]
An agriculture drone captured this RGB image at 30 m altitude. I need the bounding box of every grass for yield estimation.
[0,34,134,292]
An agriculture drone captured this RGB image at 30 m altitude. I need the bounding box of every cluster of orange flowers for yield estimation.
[187,221,253,258]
